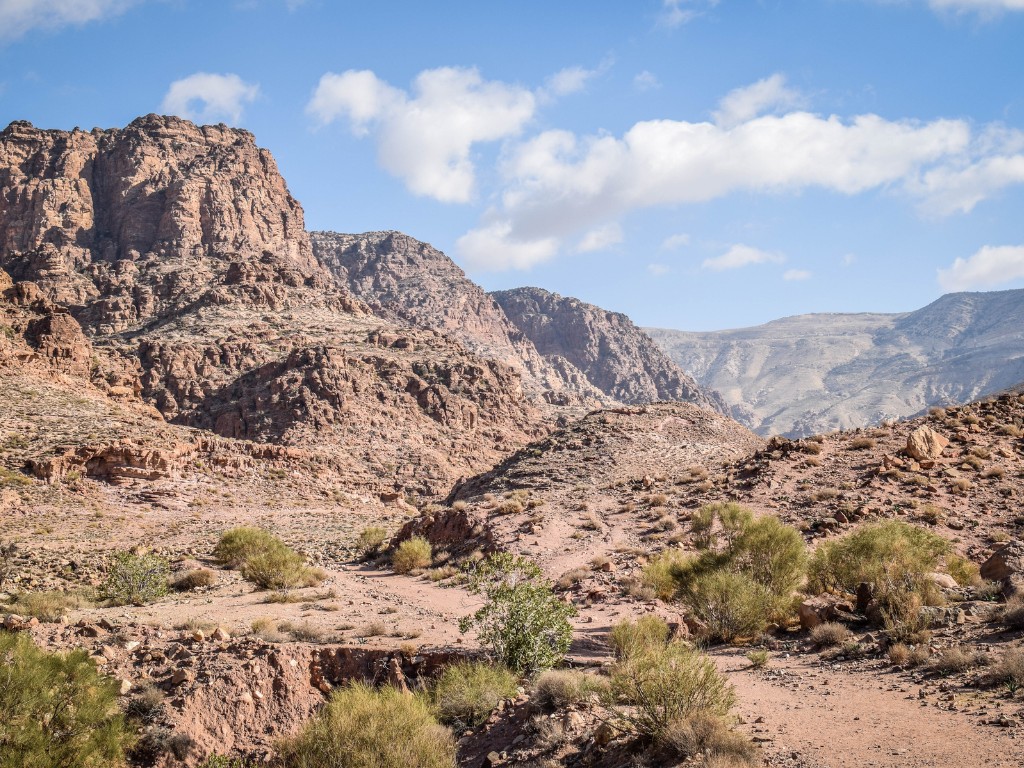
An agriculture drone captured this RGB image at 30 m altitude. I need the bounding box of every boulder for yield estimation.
[905,426,949,461]
[980,540,1024,598]
[798,595,857,630]
[927,572,960,590]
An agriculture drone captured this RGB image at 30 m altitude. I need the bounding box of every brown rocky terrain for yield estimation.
[494,285,727,412]
[3,114,1023,768]
[311,230,604,406]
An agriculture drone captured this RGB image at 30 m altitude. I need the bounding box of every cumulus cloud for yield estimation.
[703,245,784,271]
[576,223,623,253]
[161,73,260,124]
[307,67,535,203]
[661,233,691,250]
[713,73,803,128]
[783,268,812,281]
[456,220,558,271]
[542,66,599,98]
[937,245,1024,291]
[0,0,139,41]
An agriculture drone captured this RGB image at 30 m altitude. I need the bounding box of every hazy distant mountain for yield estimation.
[647,289,1024,437]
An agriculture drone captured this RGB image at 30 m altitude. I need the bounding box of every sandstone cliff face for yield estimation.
[0,118,546,495]
[0,115,349,334]
[648,289,1024,437]
[492,286,726,412]
[311,230,603,406]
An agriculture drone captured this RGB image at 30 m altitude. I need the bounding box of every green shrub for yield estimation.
[684,570,773,643]
[746,649,770,668]
[641,548,690,601]
[691,502,754,550]
[241,548,324,591]
[807,520,949,598]
[532,669,610,708]
[0,631,134,767]
[102,552,169,606]
[611,641,735,739]
[357,527,388,557]
[432,661,518,726]
[608,615,670,659]
[459,553,577,675]
[277,683,455,768]
[213,527,279,568]
[392,536,433,574]
[946,554,979,587]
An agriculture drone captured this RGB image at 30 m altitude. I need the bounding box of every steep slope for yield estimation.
[310,230,603,405]
[648,289,1024,437]
[0,117,546,496]
[492,286,726,412]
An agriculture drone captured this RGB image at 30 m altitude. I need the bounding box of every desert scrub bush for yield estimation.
[277,682,455,768]
[685,570,773,643]
[925,646,988,675]
[660,711,758,765]
[6,589,92,621]
[170,568,216,592]
[241,548,325,591]
[432,661,518,726]
[460,553,577,675]
[356,526,388,557]
[848,437,876,450]
[993,595,1024,629]
[809,622,851,648]
[102,551,169,606]
[806,520,949,602]
[986,649,1024,689]
[0,540,17,589]
[555,567,589,590]
[533,669,610,708]
[746,649,770,668]
[392,536,433,574]
[690,502,753,550]
[946,554,979,587]
[610,640,735,740]
[641,547,690,601]
[0,631,134,767]
[608,615,671,659]
[213,527,279,568]
[124,680,166,722]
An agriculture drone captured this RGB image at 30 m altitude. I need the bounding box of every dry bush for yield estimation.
[982,466,1006,479]
[532,669,610,708]
[654,514,678,532]
[646,493,669,507]
[986,649,1024,689]
[432,662,518,726]
[810,622,851,648]
[950,478,973,494]
[278,620,326,643]
[660,712,758,765]
[994,595,1024,629]
[802,441,823,455]
[887,643,911,666]
[556,568,589,590]
[915,504,945,525]
[608,616,670,659]
[812,488,841,502]
[170,568,216,592]
[356,527,388,557]
[495,499,524,515]
[849,437,876,450]
[392,536,432,574]
[361,622,388,637]
[926,646,988,675]
[277,683,455,768]
[580,512,603,531]
[746,649,770,668]
[242,549,324,591]
[250,617,288,643]
[946,554,979,587]
[7,589,92,622]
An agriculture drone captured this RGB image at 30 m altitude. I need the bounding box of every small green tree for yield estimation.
[101,552,169,606]
[459,553,577,675]
[0,631,134,767]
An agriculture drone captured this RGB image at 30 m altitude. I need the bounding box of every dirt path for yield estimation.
[713,649,1024,768]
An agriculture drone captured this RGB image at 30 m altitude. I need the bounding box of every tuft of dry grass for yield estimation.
[170,568,216,591]
[809,622,851,648]
[849,437,876,450]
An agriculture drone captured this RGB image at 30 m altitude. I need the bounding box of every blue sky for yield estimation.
[2,0,1023,330]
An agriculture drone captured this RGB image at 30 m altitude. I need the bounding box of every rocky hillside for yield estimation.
[492,286,725,412]
[310,230,603,406]
[0,116,547,496]
[648,289,1024,437]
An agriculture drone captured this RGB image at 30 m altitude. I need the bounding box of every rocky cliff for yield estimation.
[0,117,546,495]
[492,286,726,412]
[310,230,604,406]
[648,289,1024,437]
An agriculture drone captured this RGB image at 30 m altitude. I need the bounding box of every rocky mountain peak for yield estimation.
[492,286,726,412]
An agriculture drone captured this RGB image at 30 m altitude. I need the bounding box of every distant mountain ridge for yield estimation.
[648,289,1024,437]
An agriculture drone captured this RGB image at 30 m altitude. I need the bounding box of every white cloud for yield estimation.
[161,73,260,125]
[937,245,1024,291]
[714,74,803,128]
[543,66,597,98]
[842,253,857,266]
[661,233,691,250]
[0,0,139,41]
[307,67,535,204]
[634,71,661,91]
[703,244,784,271]
[660,0,718,27]
[456,220,559,271]
[928,0,1024,12]
[461,103,976,269]
[783,268,812,281]
[648,263,671,276]
[576,223,623,253]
